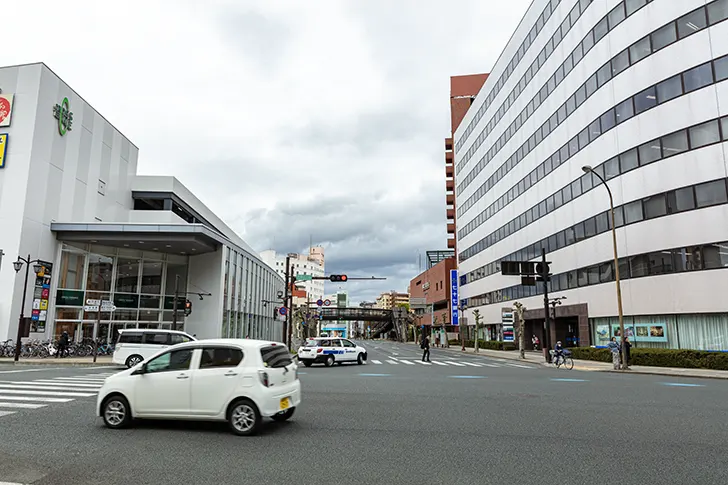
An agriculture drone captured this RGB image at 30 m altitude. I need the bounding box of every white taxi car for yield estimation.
[96,339,300,436]
[297,337,367,367]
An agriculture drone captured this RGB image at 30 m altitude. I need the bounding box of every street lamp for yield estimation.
[459,302,468,351]
[12,255,44,362]
[582,165,626,370]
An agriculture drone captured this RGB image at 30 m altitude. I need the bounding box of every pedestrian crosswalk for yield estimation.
[0,371,115,419]
[366,358,536,369]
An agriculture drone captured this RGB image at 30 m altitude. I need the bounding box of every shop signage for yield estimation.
[163,295,187,310]
[115,293,140,309]
[31,261,53,332]
[0,94,13,127]
[0,133,7,169]
[613,323,667,343]
[502,309,514,342]
[450,270,459,326]
[53,97,73,136]
[56,289,84,306]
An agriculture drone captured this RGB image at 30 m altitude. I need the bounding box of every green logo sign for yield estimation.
[53,97,73,136]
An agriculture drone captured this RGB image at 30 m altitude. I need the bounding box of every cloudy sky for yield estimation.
[6,0,530,304]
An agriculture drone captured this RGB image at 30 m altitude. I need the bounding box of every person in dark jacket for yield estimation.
[420,335,430,362]
[57,331,69,358]
[623,336,632,369]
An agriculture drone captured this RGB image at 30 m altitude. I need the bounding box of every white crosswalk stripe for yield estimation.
[371,360,382,364]
[442,361,466,367]
[0,372,110,420]
[460,362,482,367]
[398,359,416,365]
[415,360,432,365]
[431,361,447,366]
[386,360,399,364]
[507,363,535,369]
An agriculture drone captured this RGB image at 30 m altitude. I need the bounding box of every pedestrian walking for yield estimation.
[420,335,430,362]
[607,336,621,370]
[56,331,69,359]
[623,336,632,369]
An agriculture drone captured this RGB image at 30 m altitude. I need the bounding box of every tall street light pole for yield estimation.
[12,255,43,362]
[583,165,626,370]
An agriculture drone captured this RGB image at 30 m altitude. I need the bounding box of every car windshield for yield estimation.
[260,346,293,368]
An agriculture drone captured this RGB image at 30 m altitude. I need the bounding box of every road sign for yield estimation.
[84,304,117,312]
[324,299,331,306]
[279,307,287,316]
[295,274,313,281]
[316,299,323,306]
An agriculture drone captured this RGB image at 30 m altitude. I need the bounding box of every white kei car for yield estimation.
[96,339,301,436]
[297,337,367,367]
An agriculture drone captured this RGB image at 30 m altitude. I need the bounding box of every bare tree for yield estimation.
[513,302,526,359]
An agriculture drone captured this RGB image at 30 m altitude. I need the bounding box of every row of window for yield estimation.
[464,239,728,308]
[461,174,728,286]
[457,0,728,205]
[456,0,565,152]
[456,0,658,177]
[458,58,728,262]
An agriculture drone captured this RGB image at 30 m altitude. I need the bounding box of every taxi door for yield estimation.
[339,338,358,362]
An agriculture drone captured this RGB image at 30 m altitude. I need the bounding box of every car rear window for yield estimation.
[117,332,143,344]
[303,339,318,347]
[260,346,293,368]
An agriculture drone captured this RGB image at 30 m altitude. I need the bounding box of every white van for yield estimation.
[113,329,196,368]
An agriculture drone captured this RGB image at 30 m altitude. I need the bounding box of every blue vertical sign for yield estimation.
[450,269,459,326]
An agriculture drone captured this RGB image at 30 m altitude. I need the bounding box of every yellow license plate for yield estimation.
[280,397,291,410]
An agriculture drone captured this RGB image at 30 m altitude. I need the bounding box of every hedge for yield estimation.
[447,340,517,351]
[570,347,728,370]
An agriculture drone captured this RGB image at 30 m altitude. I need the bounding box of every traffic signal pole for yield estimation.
[283,256,290,348]
[541,248,551,363]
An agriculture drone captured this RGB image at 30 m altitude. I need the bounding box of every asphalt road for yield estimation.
[0,340,726,485]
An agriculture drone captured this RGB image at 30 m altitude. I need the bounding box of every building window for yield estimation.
[667,187,696,213]
[695,180,728,208]
[634,86,657,114]
[683,62,713,93]
[708,0,728,25]
[677,8,707,39]
[623,200,643,224]
[656,75,683,104]
[651,22,677,51]
[661,130,689,156]
[643,194,667,219]
[689,120,720,148]
[702,243,728,269]
[629,36,651,64]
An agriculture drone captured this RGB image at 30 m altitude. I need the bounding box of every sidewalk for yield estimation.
[0,355,116,367]
[412,342,728,380]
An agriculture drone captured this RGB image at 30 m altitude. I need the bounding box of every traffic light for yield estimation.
[329,274,348,282]
[184,300,192,316]
[536,262,551,282]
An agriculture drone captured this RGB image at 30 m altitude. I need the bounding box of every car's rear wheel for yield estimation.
[228,398,260,436]
[324,355,335,367]
[357,353,365,365]
[271,407,295,422]
[302,360,313,367]
[125,355,143,368]
[102,395,132,429]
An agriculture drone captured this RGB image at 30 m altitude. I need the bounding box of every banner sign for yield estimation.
[450,269,459,326]
[0,134,7,168]
[502,309,514,342]
[0,94,13,127]
[31,261,53,332]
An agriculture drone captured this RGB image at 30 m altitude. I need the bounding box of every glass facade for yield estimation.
[54,243,189,342]
[54,242,283,343]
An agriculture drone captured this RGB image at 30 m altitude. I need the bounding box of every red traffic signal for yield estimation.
[184,300,192,316]
[329,274,348,282]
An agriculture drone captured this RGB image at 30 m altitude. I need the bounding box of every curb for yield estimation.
[599,369,728,380]
[0,361,117,368]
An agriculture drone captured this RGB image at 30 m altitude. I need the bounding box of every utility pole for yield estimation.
[283,256,290,347]
[540,248,551,363]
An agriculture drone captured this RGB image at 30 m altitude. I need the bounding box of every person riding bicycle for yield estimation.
[553,340,564,364]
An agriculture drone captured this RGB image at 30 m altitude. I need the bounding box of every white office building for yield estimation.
[455,0,728,350]
[0,62,284,344]
[260,248,325,303]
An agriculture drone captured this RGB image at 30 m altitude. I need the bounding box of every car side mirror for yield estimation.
[131,363,147,376]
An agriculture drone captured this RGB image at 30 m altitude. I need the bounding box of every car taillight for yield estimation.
[316,348,323,353]
[258,371,269,387]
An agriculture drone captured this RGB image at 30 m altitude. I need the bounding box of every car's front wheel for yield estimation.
[357,353,365,365]
[102,395,132,429]
[228,398,261,436]
[271,407,295,422]
[125,355,143,368]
